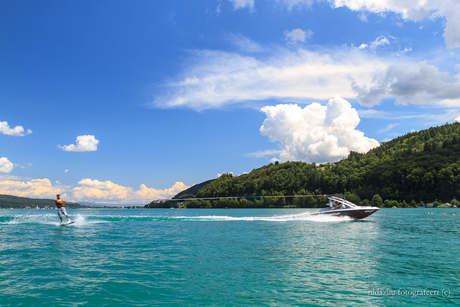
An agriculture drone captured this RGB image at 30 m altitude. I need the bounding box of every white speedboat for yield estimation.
[311,196,379,219]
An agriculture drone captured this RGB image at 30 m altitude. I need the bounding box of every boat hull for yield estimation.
[313,196,380,220]
[312,208,379,219]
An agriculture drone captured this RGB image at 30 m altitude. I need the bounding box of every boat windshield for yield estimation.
[328,197,358,209]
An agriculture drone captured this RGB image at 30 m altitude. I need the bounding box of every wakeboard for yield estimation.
[60,221,75,226]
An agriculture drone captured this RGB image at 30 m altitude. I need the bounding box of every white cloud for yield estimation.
[259,96,379,163]
[370,35,390,49]
[358,108,460,126]
[395,47,412,56]
[72,179,189,204]
[329,0,460,48]
[253,0,460,48]
[246,149,282,158]
[279,0,316,10]
[229,0,255,11]
[206,2,222,15]
[351,61,460,106]
[217,172,233,178]
[152,37,458,111]
[378,123,400,133]
[284,28,313,44]
[14,164,26,169]
[0,121,32,136]
[0,174,22,181]
[151,46,391,110]
[59,135,99,152]
[358,35,391,50]
[227,33,266,53]
[0,176,189,204]
[0,177,66,198]
[359,12,368,22]
[230,0,460,48]
[0,157,14,173]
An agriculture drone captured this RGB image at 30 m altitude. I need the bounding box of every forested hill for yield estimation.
[189,122,460,208]
[174,179,215,198]
[0,194,86,209]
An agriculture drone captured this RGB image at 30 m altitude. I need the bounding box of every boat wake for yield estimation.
[0,211,352,225]
[172,212,351,222]
[1,213,57,226]
[0,213,108,226]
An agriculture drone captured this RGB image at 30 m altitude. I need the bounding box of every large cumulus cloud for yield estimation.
[260,96,379,163]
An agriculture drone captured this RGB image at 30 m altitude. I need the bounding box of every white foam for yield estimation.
[5,213,57,225]
[172,212,352,222]
[292,213,352,222]
[71,213,109,225]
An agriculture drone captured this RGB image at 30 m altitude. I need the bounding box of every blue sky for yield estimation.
[1,0,460,204]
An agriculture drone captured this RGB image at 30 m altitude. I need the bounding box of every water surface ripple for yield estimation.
[0,208,458,306]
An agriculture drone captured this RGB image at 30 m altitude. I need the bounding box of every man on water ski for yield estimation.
[55,194,71,224]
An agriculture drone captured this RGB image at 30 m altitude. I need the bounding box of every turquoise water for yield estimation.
[0,208,458,306]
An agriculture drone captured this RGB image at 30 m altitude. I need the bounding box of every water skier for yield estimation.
[55,194,71,224]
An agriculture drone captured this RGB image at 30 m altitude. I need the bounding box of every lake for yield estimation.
[0,208,458,306]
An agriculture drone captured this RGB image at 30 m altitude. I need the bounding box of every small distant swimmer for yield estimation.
[55,194,71,224]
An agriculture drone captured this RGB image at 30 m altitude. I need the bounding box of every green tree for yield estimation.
[345,191,361,205]
[372,194,383,207]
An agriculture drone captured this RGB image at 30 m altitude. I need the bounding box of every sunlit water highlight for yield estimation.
[0,208,458,306]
